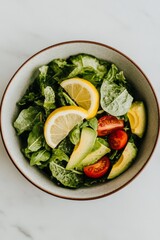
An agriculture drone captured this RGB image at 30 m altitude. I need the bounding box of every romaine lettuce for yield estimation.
[100,64,133,116]
[14,106,42,135]
[30,149,51,166]
[27,122,44,152]
[49,159,83,188]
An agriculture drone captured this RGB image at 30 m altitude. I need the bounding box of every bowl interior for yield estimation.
[1,41,159,200]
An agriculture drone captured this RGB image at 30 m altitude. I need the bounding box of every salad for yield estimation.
[13,54,146,188]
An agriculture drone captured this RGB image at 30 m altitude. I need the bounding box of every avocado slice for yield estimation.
[66,127,97,170]
[76,140,110,170]
[127,101,146,138]
[107,142,137,179]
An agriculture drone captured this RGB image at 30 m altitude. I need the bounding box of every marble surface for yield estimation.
[0,0,160,239]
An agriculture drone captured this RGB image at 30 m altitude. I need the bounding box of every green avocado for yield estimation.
[107,142,137,179]
[127,101,146,138]
[66,127,97,170]
[76,139,110,171]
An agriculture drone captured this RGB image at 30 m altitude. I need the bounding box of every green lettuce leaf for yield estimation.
[18,92,38,106]
[100,64,133,116]
[69,124,81,145]
[49,159,83,188]
[48,59,72,82]
[38,65,48,95]
[57,137,74,155]
[80,117,98,131]
[51,149,69,162]
[13,106,42,135]
[62,92,77,106]
[27,122,44,152]
[68,54,107,85]
[43,86,56,112]
[30,149,51,166]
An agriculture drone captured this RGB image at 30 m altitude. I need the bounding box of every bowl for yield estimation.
[0,40,159,200]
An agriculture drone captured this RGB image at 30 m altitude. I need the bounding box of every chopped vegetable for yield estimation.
[97,115,124,136]
[108,129,128,150]
[83,156,111,179]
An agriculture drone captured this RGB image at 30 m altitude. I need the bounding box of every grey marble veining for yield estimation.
[12,225,33,239]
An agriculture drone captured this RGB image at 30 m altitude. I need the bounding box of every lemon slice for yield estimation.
[60,78,99,119]
[44,106,87,148]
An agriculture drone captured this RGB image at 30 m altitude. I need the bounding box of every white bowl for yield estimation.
[1,41,159,200]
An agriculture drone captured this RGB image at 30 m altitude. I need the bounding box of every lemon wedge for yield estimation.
[60,78,99,119]
[44,106,88,148]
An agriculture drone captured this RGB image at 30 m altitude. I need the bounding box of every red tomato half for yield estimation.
[83,156,111,179]
[97,115,124,136]
[108,129,128,150]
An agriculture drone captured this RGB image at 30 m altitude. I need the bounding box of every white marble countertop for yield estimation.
[0,0,160,239]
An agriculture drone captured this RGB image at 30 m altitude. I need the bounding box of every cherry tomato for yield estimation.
[83,156,111,179]
[108,129,128,150]
[97,115,124,136]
